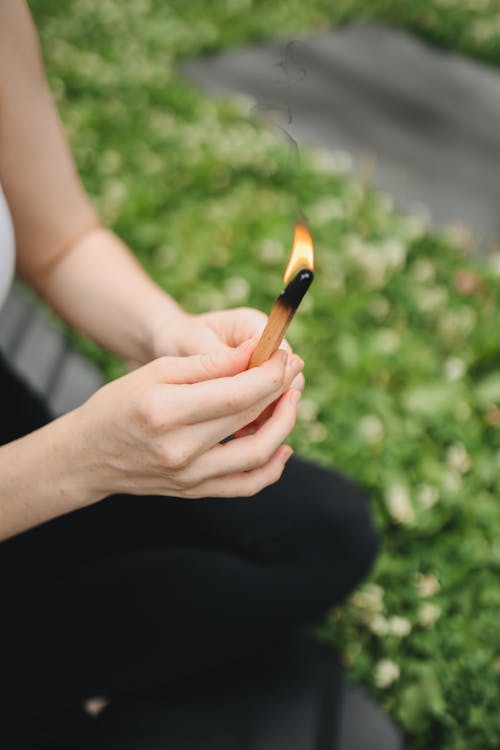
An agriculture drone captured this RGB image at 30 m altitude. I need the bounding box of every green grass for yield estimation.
[28,2,500,748]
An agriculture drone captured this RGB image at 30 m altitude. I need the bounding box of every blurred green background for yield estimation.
[28,2,500,748]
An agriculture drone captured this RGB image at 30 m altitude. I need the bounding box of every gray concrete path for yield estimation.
[0,285,102,415]
[182,23,500,248]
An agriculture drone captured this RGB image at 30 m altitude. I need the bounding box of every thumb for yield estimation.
[180,324,227,356]
[154,338,258,385]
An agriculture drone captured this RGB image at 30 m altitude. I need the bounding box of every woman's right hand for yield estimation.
[75,340,303,503]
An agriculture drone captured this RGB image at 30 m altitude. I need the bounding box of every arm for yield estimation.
[0,1,184,364]
[0,409,92,541]
[0,346,301,541]
[0,4,304,542]
[0,2,305,371]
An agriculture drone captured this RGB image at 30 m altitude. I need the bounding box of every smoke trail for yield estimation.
[249,40,307,219]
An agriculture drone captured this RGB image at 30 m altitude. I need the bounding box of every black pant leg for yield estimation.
[0,354,378,731]
[0,461,377,727]
[0,354,52,445]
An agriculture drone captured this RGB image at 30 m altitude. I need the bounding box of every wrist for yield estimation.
[0,407,104,541]
[148,307,195,359]
[47,407,106,509]
[137,293,188,362]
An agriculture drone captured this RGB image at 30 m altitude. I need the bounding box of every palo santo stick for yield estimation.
[249,268,314,367]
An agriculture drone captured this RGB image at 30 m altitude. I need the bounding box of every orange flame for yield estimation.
[283,221,314,285]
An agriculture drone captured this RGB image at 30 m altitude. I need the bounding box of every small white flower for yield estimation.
[416,484,439,510]
[374,659,400,689]
[257,238,284,264]
[311,148,353,174]
[359,415,384,444]
[351,584,385,614]
[308,421,328,443]
[368,614,389,636]
[488,251,500,277]
[308,197,344,225]
[418,602,441,628]
[388,616,412,638]
[444,357,466,381]
[404,214,428,240]
[386,484,415,525]
[415,573,440,598]
[298,398,319,422]
[446,443,471,474]
[412,258,436,283]
[416,286,448,313]
[374,329,400,355]
[382,238,407,269]
[443,469,462,493]
[224,276,250,303]
[359,250,388,289]
[345,235,365,262]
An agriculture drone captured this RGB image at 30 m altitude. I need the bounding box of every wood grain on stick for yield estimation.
[249,268,313,368]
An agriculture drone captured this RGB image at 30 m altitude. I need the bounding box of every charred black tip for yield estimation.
[281,268,314,310]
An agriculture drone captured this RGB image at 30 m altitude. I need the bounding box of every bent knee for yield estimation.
[303,473,379,606]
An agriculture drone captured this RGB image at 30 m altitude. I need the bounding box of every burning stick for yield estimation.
[250,221,314,368]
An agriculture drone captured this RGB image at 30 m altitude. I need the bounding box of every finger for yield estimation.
[166,349,290,424]
[179,323,227,356]
[185,356,303,445]
[233,369,304,439]
[184,445,294,499]
[152,338,257,385]
[177,389,300,485]
[291,372,305,392]
[221,307,269,347]
[201,307,268,348]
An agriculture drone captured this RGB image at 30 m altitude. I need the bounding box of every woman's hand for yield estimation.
[76,340,303,502]
[151,307,305,393]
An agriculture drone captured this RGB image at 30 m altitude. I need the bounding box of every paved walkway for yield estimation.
[0,285,102,415]
[182,23,500,249]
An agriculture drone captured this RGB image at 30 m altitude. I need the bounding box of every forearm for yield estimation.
[31,226,186,364]
[0,409,95,541]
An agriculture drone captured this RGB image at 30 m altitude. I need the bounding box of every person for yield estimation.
[0,2,378,747]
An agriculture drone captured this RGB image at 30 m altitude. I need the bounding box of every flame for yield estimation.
[283,221,314,285]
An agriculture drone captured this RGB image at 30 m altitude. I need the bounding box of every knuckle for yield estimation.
[200,349,227,378]
[270,363,286,390]
[161,442,192,470]
[136,391,162,433]
[226,390,246,413]
[241,480,260,498]
[250,441,273,468]
[152,356,172,380]
[199,351,217,378]
[244,403,263,425]
[174,472,196,490]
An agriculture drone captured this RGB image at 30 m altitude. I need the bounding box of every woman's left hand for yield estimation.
[152,307,305,394]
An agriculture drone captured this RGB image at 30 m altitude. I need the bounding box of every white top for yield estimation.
[0,184,15,311]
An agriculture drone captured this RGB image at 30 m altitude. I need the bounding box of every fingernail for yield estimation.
[290,356,304,377]
[238,337,258,352]
[277,349,288,366]
[289,389,301,406]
